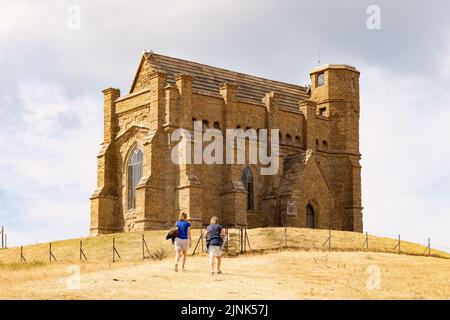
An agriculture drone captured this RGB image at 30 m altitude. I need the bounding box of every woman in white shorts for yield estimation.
[205,216,226,275]
[174,212,191,272]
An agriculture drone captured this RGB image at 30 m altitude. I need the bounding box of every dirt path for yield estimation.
[2,250,450,299]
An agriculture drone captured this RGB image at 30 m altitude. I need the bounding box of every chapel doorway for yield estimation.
[306,204,315,228]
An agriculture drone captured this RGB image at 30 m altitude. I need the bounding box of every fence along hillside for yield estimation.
[0,227,449,265]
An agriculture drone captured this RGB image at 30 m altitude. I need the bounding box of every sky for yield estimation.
[0,0,449,250]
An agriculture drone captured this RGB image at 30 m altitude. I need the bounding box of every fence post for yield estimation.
[113,238,115,262]
[112,237,121,262]
[244,228,247,252]
[279,226,287,248]
[142,234,145,259]
[4,233,7,249]
[362,232,369,250]
[200,227,204,253]
[285,226,288,248]
[192,231,204,256]
[241,228,245,253]
[245,228,251,251]
[225,227,229,252]
[366,232,369,250]
[79,240,87,261]
[322,229,331,249]
[142,234,151,259]
[239,228,243,254]
[1,226,4,249]
[49,243,57,262]
[20,246,26,262]
[328,229,331,250]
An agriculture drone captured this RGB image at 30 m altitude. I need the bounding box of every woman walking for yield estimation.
[174,212,191,272]
[206,216,226,275]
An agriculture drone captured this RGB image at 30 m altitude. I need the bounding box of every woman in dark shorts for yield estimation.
[205,216,226,275]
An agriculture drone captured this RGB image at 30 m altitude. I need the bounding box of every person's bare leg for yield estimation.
[209,254,215,274]
[175,250,181,271]
[217,256,221,273]
[181,250,187,270]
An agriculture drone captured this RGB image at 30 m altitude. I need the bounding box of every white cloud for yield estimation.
[360,64,450,246]
[0,80,102,246]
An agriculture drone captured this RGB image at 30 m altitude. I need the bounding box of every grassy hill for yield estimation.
[0,228,449,299]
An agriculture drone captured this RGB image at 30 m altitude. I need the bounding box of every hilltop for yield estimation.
[0,228,449,299]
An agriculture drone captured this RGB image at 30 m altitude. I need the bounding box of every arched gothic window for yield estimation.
[127,147,143,210]
[202,120,209,131]
[241,166,254,211]
[285,134,292,145]
[317,72,325,87]
[306,204,315,228]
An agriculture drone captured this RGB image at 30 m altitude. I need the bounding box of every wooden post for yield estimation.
[322,229,331,249]
[200,227,204,252]
[1,226,4,249]
[192,232,203,256]
[4,233,7,249]
[362,232,368,250]
[244,228,248,252]
[226,227,229,252]
[49,243,56,262]
[112,237,121,262]
[239,227,244,253]
[285,226,288,248]
[112,238,118,262]
[142,234,145,259]
[243,228,245,252]
[279,227,287,248]
[245,228,251,251]
[20,246,26,262]
[366,232,369,250]
[238,228,241,254]
[79,240,87,261]
[392,234,401,253]
[142,234,151,259]
[112,237,117,263]
[328,229,331,250]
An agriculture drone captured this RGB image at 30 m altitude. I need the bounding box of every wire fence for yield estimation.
[364,230,450,253]
[1,227,449,265]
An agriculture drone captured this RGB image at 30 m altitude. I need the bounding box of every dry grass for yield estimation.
[0,228,449,300]
[0,251,449,299]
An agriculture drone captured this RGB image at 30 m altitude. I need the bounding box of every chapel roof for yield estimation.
[131,51,309,112]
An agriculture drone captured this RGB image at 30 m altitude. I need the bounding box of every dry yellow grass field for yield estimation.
[0,228,449,299]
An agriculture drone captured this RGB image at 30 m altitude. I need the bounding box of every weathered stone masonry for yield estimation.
[90,52,363,235]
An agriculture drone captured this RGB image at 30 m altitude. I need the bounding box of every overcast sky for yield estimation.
[1,0,449,250]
